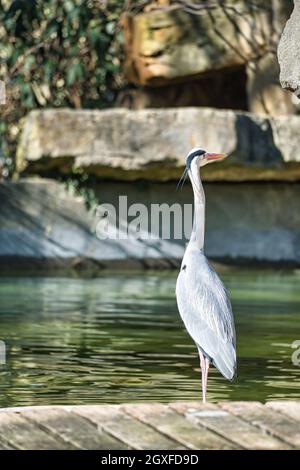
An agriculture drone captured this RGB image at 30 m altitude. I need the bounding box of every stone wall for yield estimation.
[1,178,300,271]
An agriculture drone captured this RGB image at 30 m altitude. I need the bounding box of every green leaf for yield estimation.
[66,62,84,85]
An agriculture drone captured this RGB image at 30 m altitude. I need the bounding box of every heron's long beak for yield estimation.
[205,152,227,161]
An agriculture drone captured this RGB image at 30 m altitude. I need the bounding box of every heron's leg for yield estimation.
[204,357,210,403]
[199,350,208,403]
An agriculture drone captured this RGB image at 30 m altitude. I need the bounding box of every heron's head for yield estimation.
[186,147,227,170]
[177,147,227,190]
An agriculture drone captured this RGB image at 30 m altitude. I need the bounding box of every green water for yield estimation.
[0,269,299,407]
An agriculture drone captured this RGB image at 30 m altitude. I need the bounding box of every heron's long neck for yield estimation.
[189,166,205,251]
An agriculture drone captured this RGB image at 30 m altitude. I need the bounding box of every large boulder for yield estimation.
[278,0,300,96]
[1,178,300,269]
[121,1,293,116]
[122,1,270,86]
[17,108,300,181]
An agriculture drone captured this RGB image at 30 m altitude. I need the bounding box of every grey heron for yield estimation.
[176,148,236,403]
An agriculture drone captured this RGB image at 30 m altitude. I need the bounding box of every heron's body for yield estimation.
[176,244,236,380]
[176,148,236,402]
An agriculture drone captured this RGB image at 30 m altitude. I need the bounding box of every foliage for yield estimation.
[0,0,126,176]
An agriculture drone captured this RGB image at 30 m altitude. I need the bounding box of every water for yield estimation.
[0,269,299,407]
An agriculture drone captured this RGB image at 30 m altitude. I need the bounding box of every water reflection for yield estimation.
[0,269,299,407]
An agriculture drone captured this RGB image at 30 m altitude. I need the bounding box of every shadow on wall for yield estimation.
[234,114,283,166]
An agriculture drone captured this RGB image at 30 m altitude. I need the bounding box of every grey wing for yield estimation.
[176,266,236,380]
